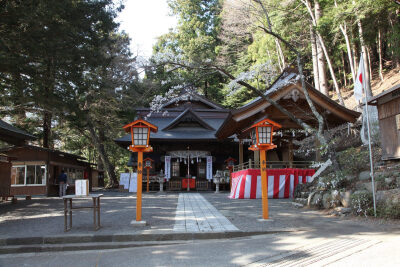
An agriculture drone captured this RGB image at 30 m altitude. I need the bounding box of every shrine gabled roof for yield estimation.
[163,108,215,131]
[115,111,229,145]
[216,68,361,139]
[161,90,224,110]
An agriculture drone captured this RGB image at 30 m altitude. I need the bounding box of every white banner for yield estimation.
[206,156,213,180]
[129,173,137,193]
[119,173,131,189]
[165,156,171,180]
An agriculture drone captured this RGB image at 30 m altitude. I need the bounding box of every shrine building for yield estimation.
[115,68,360,191]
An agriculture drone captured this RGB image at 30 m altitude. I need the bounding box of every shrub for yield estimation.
[338,147,369,175]
[351,191,374,217]
[377,203,400,219]
[318,171,350,191]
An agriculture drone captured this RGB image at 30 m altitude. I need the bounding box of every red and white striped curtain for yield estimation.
[230,168,315,199]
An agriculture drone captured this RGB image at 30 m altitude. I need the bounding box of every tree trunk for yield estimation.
[86,120,118,187]
[377,28,384,81]
[357,19,372,97]
[257,0,285,70]
[340,24,356,85]
[310,25,320,90]
[314,0,329,96]
[275,40,283,71]
[42,111,52,148]
[351,31,358,73]
[302,0,345,105]
[275,39,286,70]
[367,46,373,86]
[341,52,347,87]
[335,0,356,85]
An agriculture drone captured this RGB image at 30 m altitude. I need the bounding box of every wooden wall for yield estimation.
[377,97,400,159]
[0,161,11,196]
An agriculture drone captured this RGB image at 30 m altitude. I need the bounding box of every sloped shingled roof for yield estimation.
[0,120,36,144]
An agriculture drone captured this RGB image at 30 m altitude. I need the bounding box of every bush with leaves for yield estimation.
[317,171,350,191]
[338,147,369,175]
[377,202,400,219]
[351,191,374,217]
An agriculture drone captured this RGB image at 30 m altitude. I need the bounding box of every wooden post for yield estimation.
[288,139,293,168]
[260,149,268,220]
[136,151,143,221]
[146,168,149,193]
[239,140,243,165]
[254,150,260,168]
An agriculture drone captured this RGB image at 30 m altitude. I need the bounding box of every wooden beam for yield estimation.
[239,140,244,165]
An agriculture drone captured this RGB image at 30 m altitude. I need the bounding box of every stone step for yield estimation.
[0,231,287,248]
[0,240,184,255]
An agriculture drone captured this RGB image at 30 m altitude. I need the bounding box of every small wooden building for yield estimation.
[368,84,400,160]
[0,145,92,196]
[0,154,14,198]
[0,120,36,198]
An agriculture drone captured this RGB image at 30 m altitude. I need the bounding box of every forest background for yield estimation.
[1,0,399,186]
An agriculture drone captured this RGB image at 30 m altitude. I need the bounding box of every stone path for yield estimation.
[173,193,239,233]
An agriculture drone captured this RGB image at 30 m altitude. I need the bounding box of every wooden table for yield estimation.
[62,194,103,232]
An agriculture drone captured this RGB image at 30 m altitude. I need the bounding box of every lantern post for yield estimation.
[144,158,153,193]
[123,119,158,224]
[225,157,236,189]
[245,118,281,220]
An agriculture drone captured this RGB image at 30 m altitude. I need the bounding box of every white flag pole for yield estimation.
[361,52,377,217]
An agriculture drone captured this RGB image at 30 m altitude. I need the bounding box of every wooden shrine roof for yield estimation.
[216,68,361,139]
[115,91,231,146]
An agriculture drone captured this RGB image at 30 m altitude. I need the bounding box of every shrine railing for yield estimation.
[232,160,316,172]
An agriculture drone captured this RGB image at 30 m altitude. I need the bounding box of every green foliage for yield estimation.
[377,202,400,219]
[351,191,374,217]
[148,0,225,103]
[318,171,350,191]
[337,147,369,175]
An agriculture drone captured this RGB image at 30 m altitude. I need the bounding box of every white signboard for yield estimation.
[75,179,89,196]
[165,156,171,180]
[129,173,137,193]
[206,156,213,180]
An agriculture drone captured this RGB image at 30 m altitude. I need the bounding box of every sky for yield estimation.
[116,0,177,59]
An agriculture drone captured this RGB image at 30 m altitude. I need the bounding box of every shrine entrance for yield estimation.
[164,150,212,191]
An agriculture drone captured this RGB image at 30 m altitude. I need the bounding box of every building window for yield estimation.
[11,165,47,186]
[172,161,180,177]
[65,168,84,184]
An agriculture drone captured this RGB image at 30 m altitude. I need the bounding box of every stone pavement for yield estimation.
[0,190,398,240]
[173,193,238,232]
